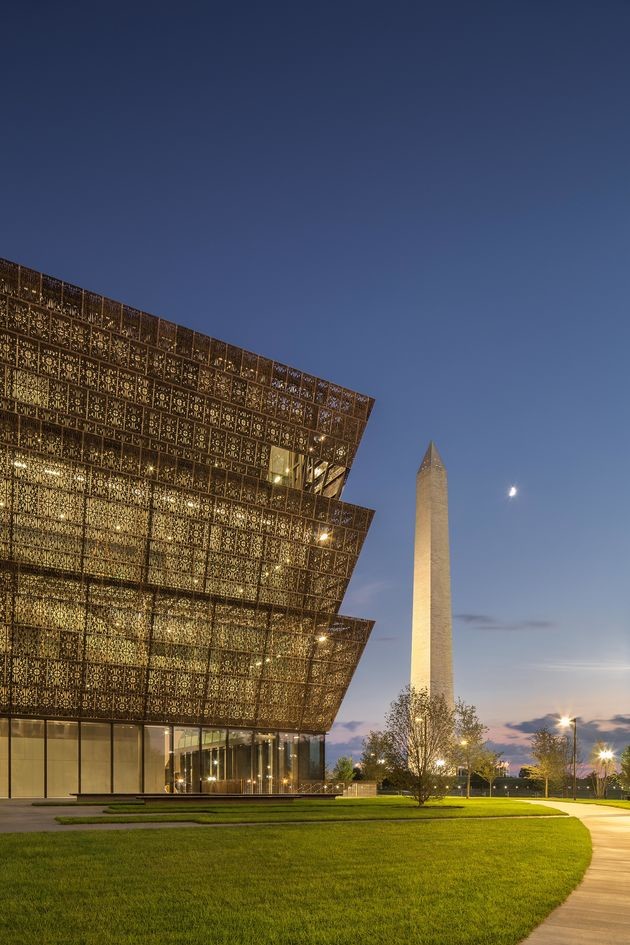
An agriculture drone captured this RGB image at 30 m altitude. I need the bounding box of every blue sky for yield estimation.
[2,1,630,768]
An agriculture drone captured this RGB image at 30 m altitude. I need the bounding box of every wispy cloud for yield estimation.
[345,579,394,608]
[327,719,375,755]
[533,660,630,674]
[336,720,366,733]
[455,613,555,632]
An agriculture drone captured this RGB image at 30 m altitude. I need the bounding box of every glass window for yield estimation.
[254,732,277,793]
[113,724,141,794]
[173,727,199,794]
[144,725,171,793]
[298,734,324,782]
[11,719,44,798]
[228,730,253,791]
[47,721,78,797]
[201,728,227,793]
[80,722,111,793]
[278,733,299,792]
[0,718,8,798]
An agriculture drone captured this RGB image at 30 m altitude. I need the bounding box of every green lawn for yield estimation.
[57,795,564,825]
[0,817,589,945]
[565,798,630,810]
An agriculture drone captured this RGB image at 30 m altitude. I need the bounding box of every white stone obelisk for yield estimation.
[410,442,454,706]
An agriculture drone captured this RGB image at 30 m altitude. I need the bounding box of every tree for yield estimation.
[359,731,391,784]
[331,755,356,783]
[526,728,568,798]
[473,748,503,797]
[453,702,487,799]
[589,742,616,798]
[381,685,455,806]
[619,746,630,796]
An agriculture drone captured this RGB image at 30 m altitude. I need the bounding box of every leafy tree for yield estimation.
[619,746,630,795]
[381,685,455,806]
[526,728,568,798]
[453,702,487,799]
[331,755,356,783]
[359,731,391,784]
[473,748,503,797]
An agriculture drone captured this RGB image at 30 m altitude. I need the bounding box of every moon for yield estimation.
[508,485,518,499]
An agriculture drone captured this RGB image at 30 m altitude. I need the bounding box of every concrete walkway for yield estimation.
[521,800,630,944]
[0,799,205,832]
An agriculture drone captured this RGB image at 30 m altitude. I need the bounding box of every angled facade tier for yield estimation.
[0,258,374,798]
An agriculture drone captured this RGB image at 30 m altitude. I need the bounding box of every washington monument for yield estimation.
[410,442,454,706]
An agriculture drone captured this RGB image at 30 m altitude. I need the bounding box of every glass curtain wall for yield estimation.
[0,719,7,798]
[113,724,142,793]
[278,733,299,792]
[254,732,276,794]
[80,722,111,793]
[144,726,171,793]
[173,727,200,793]
[11,719,44,798]
[201,728,227,793]
[0,720,325,796]
[298,734,325,782]
[228,730,253,792]
[47,721,78,797]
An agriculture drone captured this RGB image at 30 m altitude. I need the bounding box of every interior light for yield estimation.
[318,532,329,542]
[273,474,282,484]
[44,468,61,477]
[13,461,26,469]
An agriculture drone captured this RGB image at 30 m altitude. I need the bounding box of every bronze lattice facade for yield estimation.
[0,258,374,796]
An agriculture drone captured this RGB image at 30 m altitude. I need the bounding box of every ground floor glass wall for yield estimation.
[0,718,324,798]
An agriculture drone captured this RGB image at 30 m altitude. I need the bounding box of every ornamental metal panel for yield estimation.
[0,258,374,732]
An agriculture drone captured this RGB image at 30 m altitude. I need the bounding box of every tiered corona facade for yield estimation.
[0,258,374,797]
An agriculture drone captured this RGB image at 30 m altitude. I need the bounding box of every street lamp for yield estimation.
[597,748,615,799]
[558,716,577,801]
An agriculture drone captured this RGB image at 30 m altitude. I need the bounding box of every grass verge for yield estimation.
[0,817,589,945]
[56,796,564,825]
[561,798,630,810]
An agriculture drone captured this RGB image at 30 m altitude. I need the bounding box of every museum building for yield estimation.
[0,258,374,797]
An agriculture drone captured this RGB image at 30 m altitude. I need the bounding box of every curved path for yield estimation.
[521,800,630,944]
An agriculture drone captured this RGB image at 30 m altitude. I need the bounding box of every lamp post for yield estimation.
[598,748,615,799]
[559,716,577,800]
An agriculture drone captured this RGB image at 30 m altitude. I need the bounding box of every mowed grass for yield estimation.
[0,817,590,945]
[567,798,630,810]
[57,795,563,825]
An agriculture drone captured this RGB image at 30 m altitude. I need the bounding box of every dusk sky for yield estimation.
[2,2,629,769]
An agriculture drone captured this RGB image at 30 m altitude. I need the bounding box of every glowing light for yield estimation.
[317,635,327,643]
[318,532,329,542]
[598,749,614,762]
[435,758,446,768]
[508,485,518,499]
[558,716,573,728]
[273,474,282,484]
